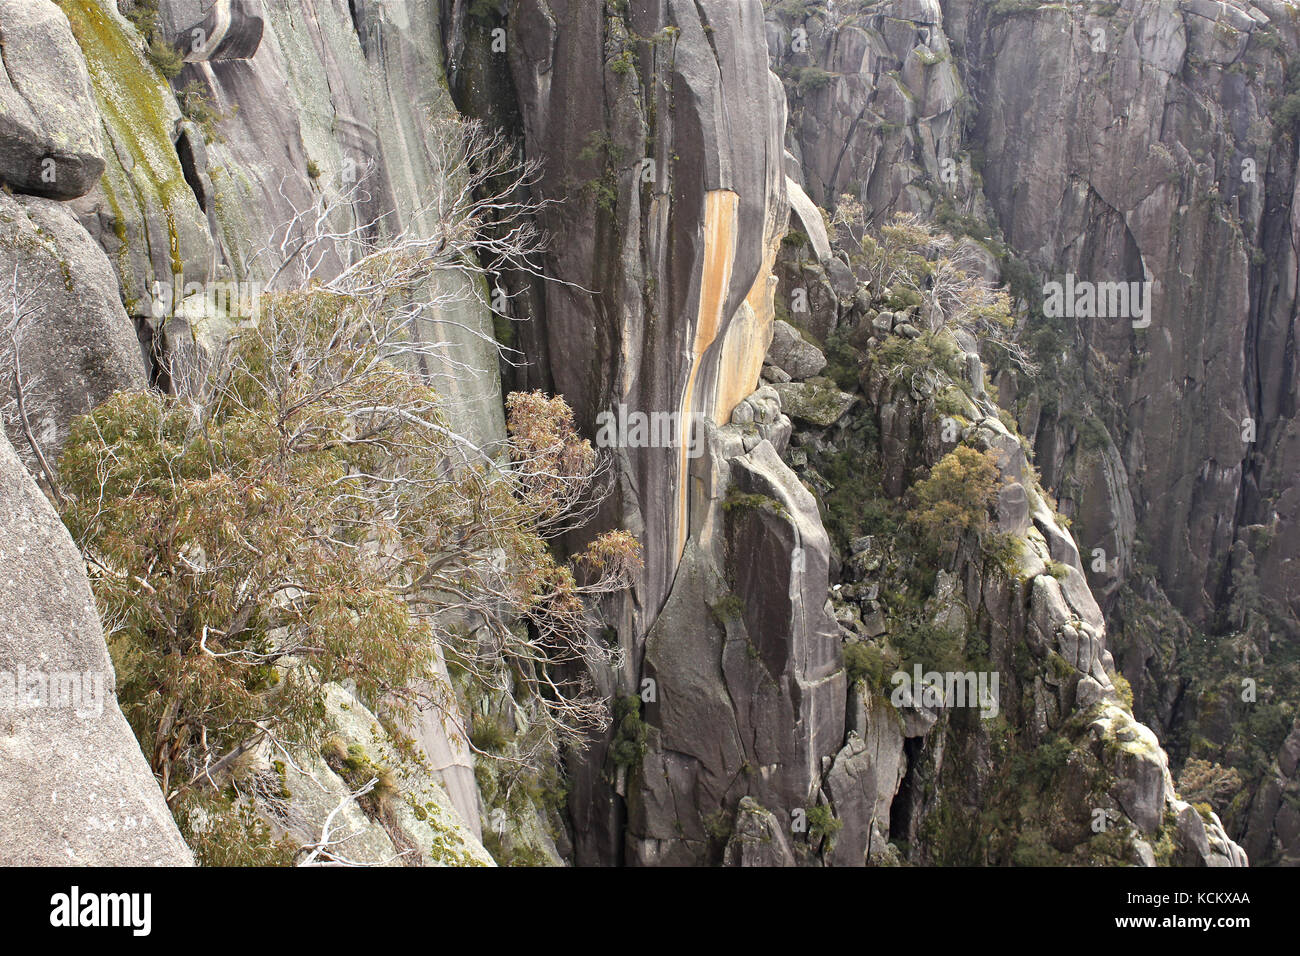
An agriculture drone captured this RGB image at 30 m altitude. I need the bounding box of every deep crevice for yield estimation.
[888,736,925,842]
[173,128,208,212]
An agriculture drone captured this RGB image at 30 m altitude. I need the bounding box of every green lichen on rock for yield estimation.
[57,0,191,278]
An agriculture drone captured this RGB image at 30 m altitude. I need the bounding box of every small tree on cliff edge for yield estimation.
[56,114,639,837]
[906,445,1007,568]
[58,280,639,815]
[833,205,1037,377]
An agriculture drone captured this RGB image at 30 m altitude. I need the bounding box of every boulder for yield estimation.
[722,796,797,866]
[772,381,858,428]
[767,319,827,380]
[0,0,105,199]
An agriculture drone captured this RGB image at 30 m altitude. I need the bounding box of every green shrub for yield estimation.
[889,619,967,674]
[806,805,842,849]
[177,82,233,142]
[844,640,888,689]
[875,331,965,382]
[984,532,1024,577]
[171,791,299,866]
[1044,560,1071,581]
[906,445,1004,561]
[991,0,1044,18]
[122,2,185,79]
[710,592,745,625]
[1177,759,1242,813]
[723,489,788,517]
[610,695,648,771]
[791,66,835,95]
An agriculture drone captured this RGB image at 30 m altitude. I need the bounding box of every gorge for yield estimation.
[1,0,1295,869]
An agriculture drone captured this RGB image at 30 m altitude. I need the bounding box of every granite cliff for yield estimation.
[0,0,1282,866]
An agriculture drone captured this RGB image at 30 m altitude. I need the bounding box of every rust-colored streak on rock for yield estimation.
[677,188,739,558]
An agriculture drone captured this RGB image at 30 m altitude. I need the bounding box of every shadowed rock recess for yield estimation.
[0,0,1284,866]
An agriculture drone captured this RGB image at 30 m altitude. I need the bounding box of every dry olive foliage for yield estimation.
[58,284,639,812]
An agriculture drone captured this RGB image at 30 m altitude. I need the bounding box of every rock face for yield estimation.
[486,0,789,609]
[0,428,192,865]
[948,0,1272,624]
[766,0,1300,628]
[769,0,1291,865]
[0,0,177,868]
[241,683,493,867]
[0,0,106,199]
[153,0,265,61]
[0,191,148,467]
[722,796,796,866]
[941,0,1300,867]
[766,0,966,217]
[0,0,1272,868]
[445,0,801,864]
[434,0,1253,867]
[1241,716,1300,865]
[63,0,504,445]
[630,435,846,865]
[0,1,147,470]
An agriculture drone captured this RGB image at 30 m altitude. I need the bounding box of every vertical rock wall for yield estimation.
[445,0,837,863]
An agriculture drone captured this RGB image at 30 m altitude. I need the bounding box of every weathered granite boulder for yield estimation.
[0,0,105,199]
[773,380,857,428]
[767,319,827,381]
[722,796,796,866]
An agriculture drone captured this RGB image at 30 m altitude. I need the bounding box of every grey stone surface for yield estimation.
[486,0,793,864]
[156,0,264,61]
[252,683,493,867]
[722,796,796,866]
[786,177,830,262]
[772,381,857,428]
[767,319,827,381]
[0,428,192,865]
[0,191,147,463]
[629,437,845,865]
[0,0,105,199]
[767,0,962,216]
